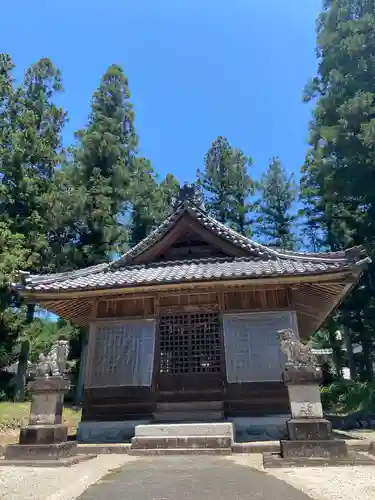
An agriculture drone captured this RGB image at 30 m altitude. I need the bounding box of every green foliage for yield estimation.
[0,57,67,274]
[300,0,375,380]
[128,159,179,246]
[71,64,138,267]
[321,380,375,414]
[23,316,79,363]
[197,136,254,234]
[255,157,298,249]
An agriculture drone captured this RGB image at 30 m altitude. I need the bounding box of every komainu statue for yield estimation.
[277,328,317,368]
[35,340,70,378]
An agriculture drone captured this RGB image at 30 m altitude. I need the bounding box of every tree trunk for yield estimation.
[343,323,357,380]
[14,303,34,402]
[356,310,373,381]
[14,340,30,402]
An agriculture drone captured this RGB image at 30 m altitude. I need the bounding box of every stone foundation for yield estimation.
[280,439,347,458]
[286,418,332,441]
[77,420,151,443]
[5,441,77,461]
[19,424,68,445]
[77,417,291,444]
[229,415,289,442]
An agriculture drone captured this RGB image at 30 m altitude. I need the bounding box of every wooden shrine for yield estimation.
[14,185,370,438]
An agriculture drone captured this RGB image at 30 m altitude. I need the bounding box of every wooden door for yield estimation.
[155,312,224,395]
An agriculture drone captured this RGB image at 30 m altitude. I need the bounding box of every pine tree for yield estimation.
[129,165,180,246]
[72,64,138,266]
[0,222,27,369]
[0,57,67,274]
[255,157,297,249]
[128,158,162,246]
[0,56,68,398]
[159,173,180,215]
[300,0,375,380]
[197,136,253,233]
[229,149,254,235]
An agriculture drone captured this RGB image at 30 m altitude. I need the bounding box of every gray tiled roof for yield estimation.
[15,199,370,294]
[113,200,363,265]
[19,255,365,293]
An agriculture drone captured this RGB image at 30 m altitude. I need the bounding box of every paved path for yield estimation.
[78,456,312,500]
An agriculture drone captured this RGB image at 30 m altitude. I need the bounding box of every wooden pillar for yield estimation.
[75,328,89,405]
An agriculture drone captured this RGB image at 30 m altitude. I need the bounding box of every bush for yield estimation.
[321,380,375,414]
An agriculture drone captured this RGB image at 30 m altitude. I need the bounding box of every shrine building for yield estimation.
[14,186,370,442]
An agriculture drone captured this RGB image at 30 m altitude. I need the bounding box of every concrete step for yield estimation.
[153,411,224,422]
[131,435,231,450]
[135,422,233,438]
[129,448,232,456]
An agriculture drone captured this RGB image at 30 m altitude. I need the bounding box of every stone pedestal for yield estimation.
[28,377,69,425]
[263,365,351,467]
[4,377,95,466]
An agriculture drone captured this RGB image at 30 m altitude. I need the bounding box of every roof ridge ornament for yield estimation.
[173,182,205,211]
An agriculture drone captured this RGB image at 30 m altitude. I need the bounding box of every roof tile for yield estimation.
[21,256,353,293]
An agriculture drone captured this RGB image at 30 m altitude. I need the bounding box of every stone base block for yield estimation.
[280,439,347,458]
[131,436,231,450]
[232,441,281,454]
[286,419,332,441]
[78,443,131,455]
[5,441,77,461]
[19,424,68,445]
[135,422,233,439]
[0,454,96,468]
[287,385,323,419]
[229,415,289,442]
[77,420,151,443]
[263,451,375,468]
[282,366,323,385]
[368,441,375,455]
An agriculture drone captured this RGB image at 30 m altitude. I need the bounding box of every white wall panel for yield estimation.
[223,311,298,383]
[87,319,156,387]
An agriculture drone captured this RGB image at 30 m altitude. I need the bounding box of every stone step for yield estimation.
[280,439,347,458]
[129,448,232,456]
[131,436,231,450]
[156,401,223,412]
[153,411,224,422]
[135,422,233,438]
[263,451,375,468]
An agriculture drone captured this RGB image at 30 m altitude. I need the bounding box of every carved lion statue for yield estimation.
[277,328,317,367]
[35,340,70,378]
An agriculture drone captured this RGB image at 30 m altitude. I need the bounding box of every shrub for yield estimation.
[321,380,375,414]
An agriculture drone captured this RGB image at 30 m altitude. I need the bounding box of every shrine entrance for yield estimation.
[155,312,225,396]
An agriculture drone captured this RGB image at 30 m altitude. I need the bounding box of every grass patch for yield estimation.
[0,402,82,437]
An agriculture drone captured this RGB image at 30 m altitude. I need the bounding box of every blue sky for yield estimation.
[1,0,322,183]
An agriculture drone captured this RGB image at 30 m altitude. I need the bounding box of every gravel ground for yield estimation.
[0,455,135,500]
[230,454,375,500]
[1,453,375,500]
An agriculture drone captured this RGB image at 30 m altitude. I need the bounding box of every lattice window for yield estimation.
[159,313,221,374]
